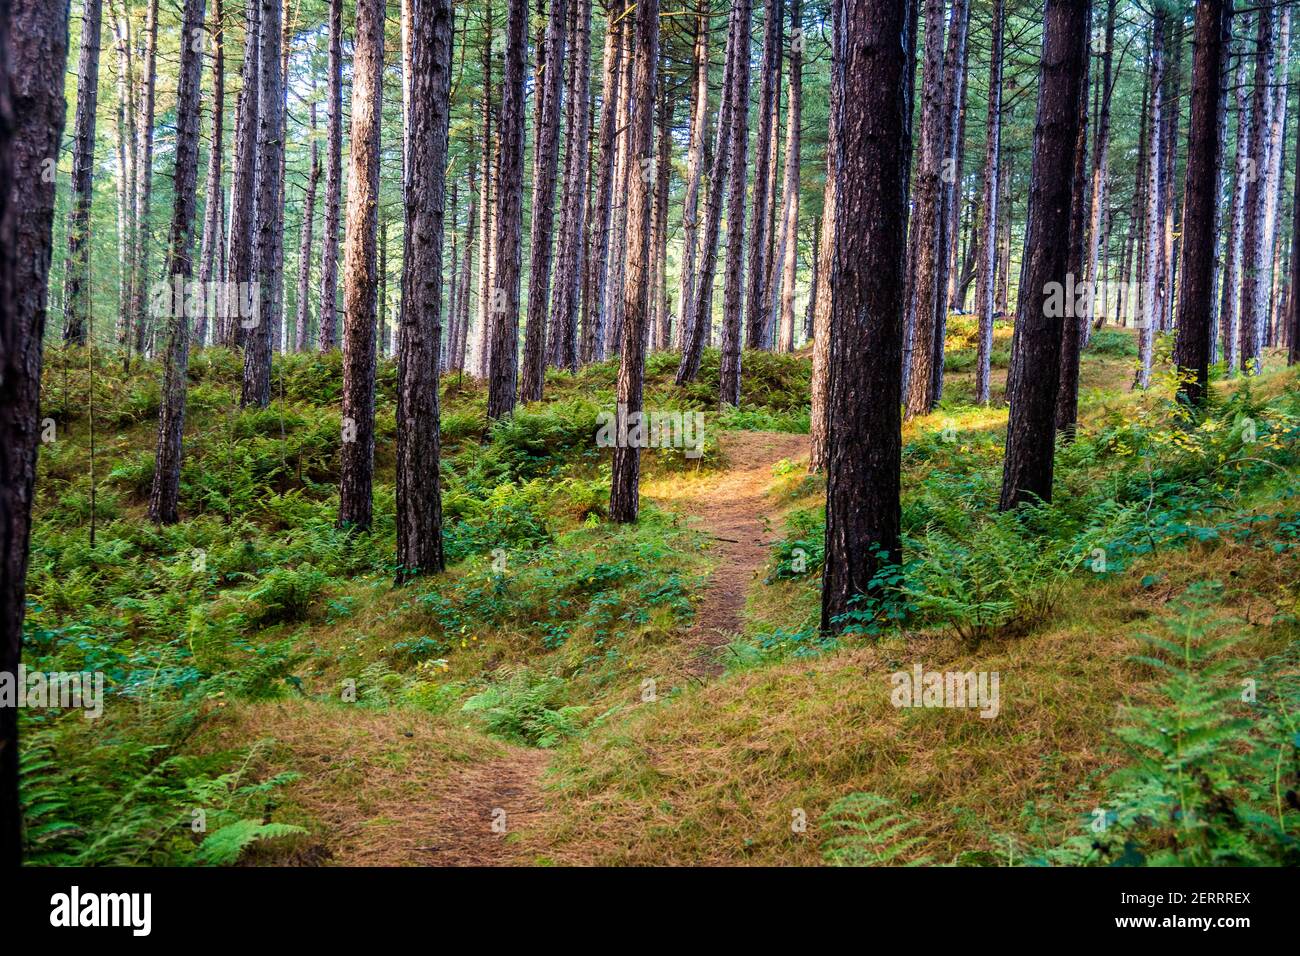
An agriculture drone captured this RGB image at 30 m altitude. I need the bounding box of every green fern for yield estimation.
[195,820,308,866]
[820,793,932,866]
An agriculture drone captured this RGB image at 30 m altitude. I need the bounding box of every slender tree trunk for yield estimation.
[62,0,105,346]
[395,0,452,579]
[608,0,659,523]
[226,0,260,348]
[998,0,1090,511]
[454,159,478,371]
[807,0,840,471]
[650,79,672,349]
[486,0,527,419]
[475,3,494,374]
[718,0,753,407]
[775,0,803,354]
[974,0,1003,404]
[110,0,137,353]
[603,23,635,358]
[1240,1,1273,374]
[128,0,158,355]
[677,11,708,343]
[1083,0,1116,347]
[1260,7,1290,357]
[821,0,911,632]
[1,0,72,866]
[1138,13,1166,389]
[197,0,225,348]
[745,0,783,350]
[294,98,320,351]
[1220,32,1250,371]
[240,0,283,407]
[147,0,207,523]
[582,0,624,364]
[1175,0,1232,407]
[549,0,591,370]
[338,0,384,529]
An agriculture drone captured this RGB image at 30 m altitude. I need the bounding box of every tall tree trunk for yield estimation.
[396,0,452,579]
[240,0,283,408]
[650,79,672,349]
[718,0,753,407]
[998,0,1090,511]
[226,0,260,348]
[548,0,591,370]
[775,0,803,354]
[197,0,225,348]
[603,22,635,358]
[581,0,624,364]
[128,0,158,355]
[745,0,783,350]
[1260,7,1290,356]
[1220,30,1250,372]
[821,0,911,632]
[338,0,384,530]
[677,11,708,344]
[62,0,105,346]
[807,0,841,471]
[1138,13,1165,389]
[1083,0,1116,348]
[1240,1,1273,374]
[147,0,207,524]
[1156,13,1182,334]
[974,0,1003,404]
[317,0,342,350]
[1,0,72,866]
[110,0,138,353]
[520,0,568,402]
[486,0,527,419]
[1175,0,1232,407]
[608,0,659,522]
[901,0,947,418]
[454,159,478,371]
[475,2,494,374]
[294,96,320,351]
[1290,84,1300,363]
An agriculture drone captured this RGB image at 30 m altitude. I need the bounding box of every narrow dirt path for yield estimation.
[648,430,810,676]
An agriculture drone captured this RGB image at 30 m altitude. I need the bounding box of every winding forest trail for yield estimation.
[362,429,807,866]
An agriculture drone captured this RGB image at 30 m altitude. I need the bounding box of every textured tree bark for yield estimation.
[718,0,752,408]
[807,0,840,472]
[608,0,658,524]
[486,0,527,418]
[1219,28,1250,372]
[1082,0,1116,346]
[519,0,568,401]
[1291,100,1300,363]
[129,0,158,354]
[338,0,384,531]
[821,0,911,633]
[676,12,708,345]
[1137,14,1164,390]
[549,0,591,370]
[147,0,207,525]
[226,0,260,349]
[1,0,72,866]
[803,214,819,342]
[998,0,1089,512]
[1175,0,1232,407]
[745,0,783,351]
[676,0,741,386]
[650,80,672,349]
[1240,2,1273,374]
[603,24,635,358]
[62,0,104,346]
[1155,14,1181,334]
[110,0,138,353]
[775,0,802,354]
[1260,7,1289,355]
[475,4,494,375]
[316,0,342,350]
[453,159,477,371]
[294,98,320,352]
[901,0,946,419]
[582,0,623,365]
[240,0,283,408]
[197,0,225,348]
[974,0,1003,405]
[396,0,452,580]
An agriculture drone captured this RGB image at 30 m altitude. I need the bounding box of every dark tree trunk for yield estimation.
[974,0,1003,404]
[197,0,225,348]
[807,0,841,471]
[677,11,708,344]
[608,0,658,523]
[62,0,104,346]
[338,0,384,530]
[776,0,803,354]
[998,0,1090,511]
[821,0,911,632]
[130,0,158,355]
[650,80,672,349]
[1083,0,1116,346]
[1219,24,1249,369]
[396,0,452,580]
[745,0,784,350]
[1,0,72,866]
[240,0,283,408]
[1175,0,1232,406]
[676,0,742,385]
[1239,2,1272,374]
[486,0,527,419]
[579,0,621,365]
[317,0,342,350]
[454,159,477,371]
[602,23,635,359]
[226,0,260,348]
[520,0,569,401]
[110,0,138,355]
[294,97,320,351]
[549,0,591,370]
[718,0,753,407]
[147,0,206,524]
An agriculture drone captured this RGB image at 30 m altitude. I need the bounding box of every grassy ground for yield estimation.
[20,325,1300,866]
